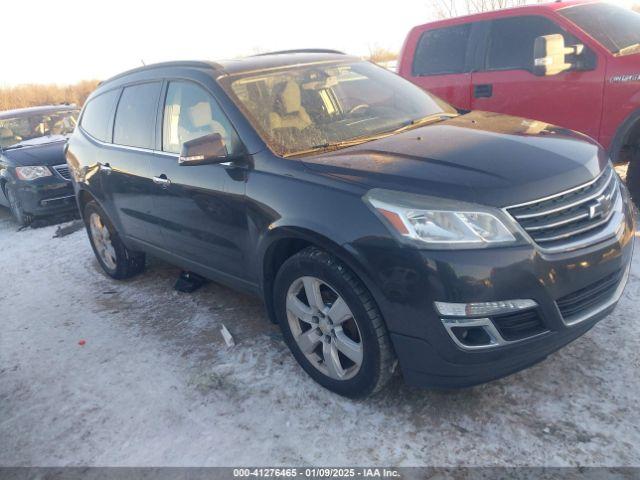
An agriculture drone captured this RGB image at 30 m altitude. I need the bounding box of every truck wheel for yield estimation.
[627,149,640,209]
[273,247,395,398]
[83,200,146,279]
[5,184,33,227]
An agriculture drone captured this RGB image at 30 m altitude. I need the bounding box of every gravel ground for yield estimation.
[1,206,639,467]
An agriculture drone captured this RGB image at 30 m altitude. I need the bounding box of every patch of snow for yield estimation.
[0,206,639,467]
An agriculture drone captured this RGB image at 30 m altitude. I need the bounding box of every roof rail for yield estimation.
[99,60,221,86]
[252,49,346,57]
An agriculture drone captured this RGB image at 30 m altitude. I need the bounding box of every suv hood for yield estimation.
[1,137,67,167]
[301,111,609,208]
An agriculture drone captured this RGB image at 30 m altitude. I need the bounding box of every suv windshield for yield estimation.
[560,3,640,56]
[220,61,457,157]
[0,109,79,149]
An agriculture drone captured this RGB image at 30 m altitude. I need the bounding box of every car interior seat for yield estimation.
[269,81,312,131]
[181,101,229,147]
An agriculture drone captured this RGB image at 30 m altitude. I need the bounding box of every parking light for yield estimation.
[435,300,538,317]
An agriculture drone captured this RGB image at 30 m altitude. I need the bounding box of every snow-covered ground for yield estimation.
[1,205,639,467]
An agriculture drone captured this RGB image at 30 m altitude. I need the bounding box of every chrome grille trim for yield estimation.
[504,166,622,252]
[512,168,614,220]
[53,164,72,181]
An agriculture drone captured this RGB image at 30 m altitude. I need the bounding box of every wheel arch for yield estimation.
[260,227,382,326]
[76,188,96,218]
[610,109,640,164]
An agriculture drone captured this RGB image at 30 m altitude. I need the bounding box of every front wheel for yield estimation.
[274,247,395,398]
[83,200,145,279]
[5,184,32,227]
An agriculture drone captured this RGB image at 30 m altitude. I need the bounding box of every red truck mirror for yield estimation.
[534,34,584,76]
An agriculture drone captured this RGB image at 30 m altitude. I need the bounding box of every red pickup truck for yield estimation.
[398,0,640,203]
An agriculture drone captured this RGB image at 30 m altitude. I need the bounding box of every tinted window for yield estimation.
[81,90,119,142]
[560,4,640,56]
[113,82,162,149]
[162,82,242,155]
[413,24,471,76]
[486,16,578,71]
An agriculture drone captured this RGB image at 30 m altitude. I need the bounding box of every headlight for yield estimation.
[15,166,53,181]
[364,189,520,249]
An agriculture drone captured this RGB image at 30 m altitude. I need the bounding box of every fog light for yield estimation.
[450,326,493,347]
[434,299,537,317]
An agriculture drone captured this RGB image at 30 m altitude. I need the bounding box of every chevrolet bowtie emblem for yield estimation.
[588,194,611,220]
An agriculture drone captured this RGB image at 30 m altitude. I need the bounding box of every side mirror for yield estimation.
[533,34,584,76]
[179,133,228,166]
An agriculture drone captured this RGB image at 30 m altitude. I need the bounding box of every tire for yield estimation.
[5,184,33,227]
[627,153,640,209]
[83,200,145,279]
[274,247,395,398]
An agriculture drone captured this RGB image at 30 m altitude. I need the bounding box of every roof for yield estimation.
[98,50,359,87]
[0,104,78,120]
[410,0,601,29]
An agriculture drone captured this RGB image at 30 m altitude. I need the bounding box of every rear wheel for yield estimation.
[274,247,395,398]
[83,200,145,279]
[5,184,32,227]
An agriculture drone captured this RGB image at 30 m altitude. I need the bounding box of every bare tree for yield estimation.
[430,0,532,19]
[0,80,100,111]
[366,45,398,64]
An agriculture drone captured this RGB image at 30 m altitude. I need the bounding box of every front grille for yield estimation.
[506,167,619,250]
[53,164,71,181]
[556,269,623,321]
[492,309,546,341]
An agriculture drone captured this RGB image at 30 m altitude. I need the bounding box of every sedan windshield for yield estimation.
[0,109,79,149]
[220,61,457,157]
[560,3,640,56]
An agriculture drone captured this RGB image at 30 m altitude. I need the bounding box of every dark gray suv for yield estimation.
[67,51,636,397]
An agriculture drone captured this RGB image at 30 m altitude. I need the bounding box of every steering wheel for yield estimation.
[348,104,370,115]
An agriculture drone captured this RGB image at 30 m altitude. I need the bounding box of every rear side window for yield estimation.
[486,16,578,71]
[80,90,119,142]
[113,82,162,149]
[412,24,472,76]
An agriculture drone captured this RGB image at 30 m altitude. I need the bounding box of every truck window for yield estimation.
[486,16,578,71]
[560,3,640,56]
[113,82,162,149]
[81,90,119,142]
[412,24,472,76]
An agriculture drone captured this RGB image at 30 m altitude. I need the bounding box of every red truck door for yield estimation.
[470,15,605,141]
[400,22,475,110]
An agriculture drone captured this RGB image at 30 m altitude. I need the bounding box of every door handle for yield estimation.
[153,174,171,188]
[100,163,113,174]
[473,84,493,98]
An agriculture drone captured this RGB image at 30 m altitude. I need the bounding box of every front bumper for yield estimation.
[347,191,637,389]
[14,177,77,216]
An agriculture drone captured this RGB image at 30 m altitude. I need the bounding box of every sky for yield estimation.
[1,0,635,86]
[2,0,433,85]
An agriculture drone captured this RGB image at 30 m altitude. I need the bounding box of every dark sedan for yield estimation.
[0,105,79,226]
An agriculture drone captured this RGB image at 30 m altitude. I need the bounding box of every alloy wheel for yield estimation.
[286,276,363,380]
[89,212,117,270]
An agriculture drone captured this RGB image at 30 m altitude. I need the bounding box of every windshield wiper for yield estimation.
[285,113,458,158]
[393,113,458,133]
